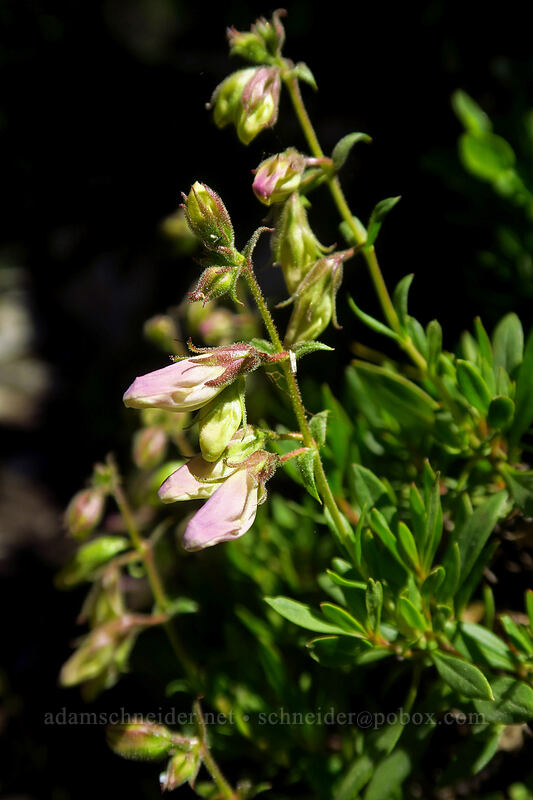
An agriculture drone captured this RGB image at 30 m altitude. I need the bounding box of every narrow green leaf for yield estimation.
[307,635,372,667]
[350,464,397,522]
[511,327,533,444]
[421,566,445,598]
[452,90,492,134]
[408,483,426,551]
[456,359,492,415]
[365,196,401,249]
[265,596,350,635]
[423,475,443,569]
[347,295,399,341]
[334,754,374,800]
[369,508,403,566]
[455,490,508,583]
[353,360,438,428]
[332,132,372,171]
[364,749,412,800]
[365,578,383,633]
[501,466,533,516]
[321,602,367,636]
[397,522,419,570]
[296,448,320,502]
[456,540,499,613]
[292,340,334,359]
[431,651,493,700]
[499,615,533,655]
[426,319,443,373]
[338,215,367,248]
[451,621,516,671]
[326,569,366,590]
[438,542,461,602]
[526,589,533,631]
[474,676,533,723]
[392,274,414,328]
[459,131,515,181]
[292,61,317,89]
[492,312,523,375]
[474,317,493,366]
[398,596,427,631]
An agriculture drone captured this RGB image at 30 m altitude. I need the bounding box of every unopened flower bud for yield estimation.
[183,182,234,251]
[189,266,237,305]
[253,149,306,206]
[107,721,174,762]
[143,315,179,354]
[64,488,105,540]
[210,68,256,129]
[55,536,129,589]
[160,748,201,791]
[227,10,286,63]
[237,66,281,145]
[284,251,349,345]
[132,426,168,470]
[198,381,244,462]
[273,193,329,294]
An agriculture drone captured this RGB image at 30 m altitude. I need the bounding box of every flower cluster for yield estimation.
[123,345,280,549]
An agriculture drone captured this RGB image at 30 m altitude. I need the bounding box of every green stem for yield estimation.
[243,267,350,547]
[283,74,427,372]
[194,700,236,799]
[111,481,199,685]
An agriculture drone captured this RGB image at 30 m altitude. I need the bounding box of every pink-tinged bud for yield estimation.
[210,68,257,129]
[143,315,179,354]
[123,356,226,413]
[188,265,237,305]
[160,749,201,791]
[158,453,238,503]
[273,193,330,294]
[107,721,174,762]
[182,467,259,551]
[132,426,168,470]
[183,182,234,251]
[227,10,286,63]
[284,251,350,345]
[237,67,281,145]
[253,149,306,206]
[64,488,105,540]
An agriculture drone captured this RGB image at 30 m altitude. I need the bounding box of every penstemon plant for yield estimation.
[58,11,533,799]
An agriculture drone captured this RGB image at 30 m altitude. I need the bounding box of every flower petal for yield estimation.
[181,469,258,551]
[123,358,225,412]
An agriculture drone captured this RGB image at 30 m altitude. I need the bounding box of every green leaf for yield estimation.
[265,596,352,635]
[487,395,515,430]
[452,90,492,134]
[431,651,493,700]
[334,755,374,800]
[423,475,443,570]
[392,274,414,328]
[352,360,438,428]
[456,540,499,613]
[492,312,523,375]
[322,384,354,474]
[247,337,277,354]
[310,410,328,447]
[526,589,533,630]
[350,464,397,523]
[474,676,533,723]
[459,131,516,181]
[321,603,368,636]
[347,295,399,341]
[456,359,492,415]
[501,466,533,515]
[369,508,404,567]
[338,215,367,248]
[365,196,401,249]
[474,317,493,366]
[426,319,443,373]
[499,614,533,655]
[439,542,461,603]
[308,635,372,667]
[397,522,419,571]
[454,490,508,583]
[398,596,427,631]
[165,597,199,617]
[451,621,516,671]
[296,448,320,502]
[421,566,445,598]
[364,749,412,800]
[511,327,533,444]
[292,61,317,89]
[291,340,334,359]
[332,132,372,171]
[365,578,383,633]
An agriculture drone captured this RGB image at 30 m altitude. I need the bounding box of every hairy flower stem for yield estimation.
[111,480,199,686]
[243,267,350,547]
[282,74,427,372]
[194,700,236,800]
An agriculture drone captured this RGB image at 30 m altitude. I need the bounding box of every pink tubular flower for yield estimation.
[123,356,226,412]
[158,454,237,502]
[181,467,259,551]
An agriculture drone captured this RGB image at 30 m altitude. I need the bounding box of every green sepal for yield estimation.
[310,410,328,447]
[291,340,334,359]
[292,61,317,90]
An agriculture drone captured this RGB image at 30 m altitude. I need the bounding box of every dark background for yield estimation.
[1,0,532,796]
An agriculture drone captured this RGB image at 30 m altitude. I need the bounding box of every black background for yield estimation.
[1,0,532,796]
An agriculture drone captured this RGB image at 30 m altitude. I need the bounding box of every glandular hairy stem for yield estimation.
[242,267,351,549]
